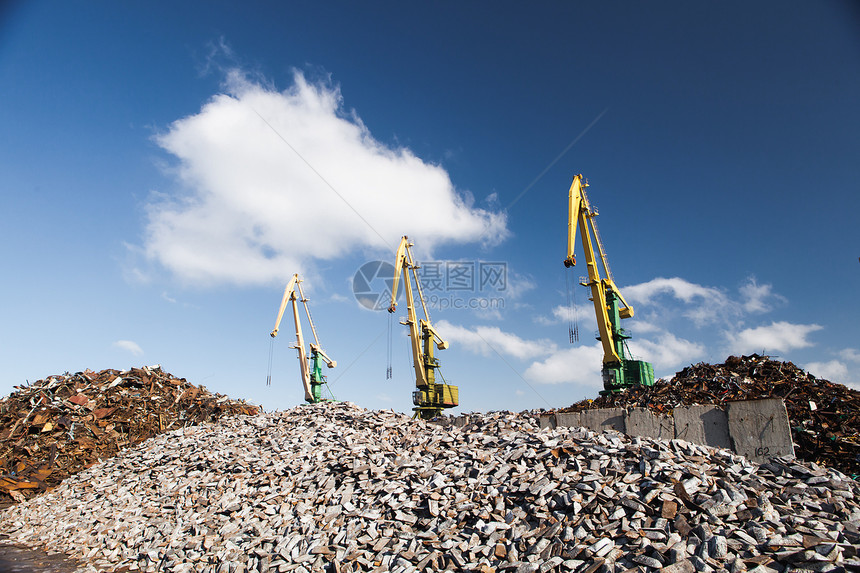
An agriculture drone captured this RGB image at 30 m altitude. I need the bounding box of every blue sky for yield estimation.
[2,2,858,415]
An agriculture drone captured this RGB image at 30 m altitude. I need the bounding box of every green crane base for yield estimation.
[412,383,459,419]
[601,359,655,395]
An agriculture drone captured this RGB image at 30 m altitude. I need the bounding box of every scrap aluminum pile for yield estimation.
[0,366,260,504]
[2,402,860,573]
[560,355,860,477]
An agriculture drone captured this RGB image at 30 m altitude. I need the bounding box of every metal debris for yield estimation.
[2,402,859,572]
[0,366,259,504]
[560,354,860,477]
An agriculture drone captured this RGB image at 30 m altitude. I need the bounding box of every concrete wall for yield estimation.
[539,398,794,464]
[727,399,795,461]
[625,407,674,441]
[674,405,732,450]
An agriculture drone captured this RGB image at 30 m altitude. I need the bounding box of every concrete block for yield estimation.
[553,412,582,429]
[579,408,625,432]
[674,405,732,450]
[625,407,674,440]
[538,413,556,430]
[545,399,793,465]
[727,398,794,463]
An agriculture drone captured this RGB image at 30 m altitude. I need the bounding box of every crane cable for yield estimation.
[566,270,579,343]
[386,312,394,379]
[266,337,275,386]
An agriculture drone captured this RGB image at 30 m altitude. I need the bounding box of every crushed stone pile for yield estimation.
[0,366,260,504]
[2,402,860,573]
[559,354,860,477]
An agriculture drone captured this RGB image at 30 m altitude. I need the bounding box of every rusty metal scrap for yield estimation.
[0,366,259,504]
[559,354,860,477]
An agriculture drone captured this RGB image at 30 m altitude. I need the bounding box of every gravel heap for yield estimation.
[2,402,859,573]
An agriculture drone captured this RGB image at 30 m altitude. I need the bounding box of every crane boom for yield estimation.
[388,236,457,419]
[270,274,336,403]
[564,175,654,394]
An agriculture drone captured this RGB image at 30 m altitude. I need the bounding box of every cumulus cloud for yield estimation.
[628,333,705,372]
[535,305,574,326]
[627,319,662,334]
[143,69,507,286]
[739,277,785,313]
[724,321,822,355]
[436,320,556,361]
[623,277,724,305]
[804,360,849,383]
[517,327,701,385]
[534,305,599,338]
[623,276,787,330]
[501,270,536,301]
[529,274,819,386]
[524,344,604,387]
[804,348,860,389]
[437,317,697,387]
[623,277,735,327]
[839,348,860,363]
[113,340,144,356]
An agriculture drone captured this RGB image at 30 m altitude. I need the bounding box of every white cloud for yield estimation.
[524,344,604,387]
[724,321,822,355]
[624,277,736,327]
[625,277,727,305]
[535,305,574,326]
[803,348,860,389]
[534,305,599,337]
[113,340,144,356]
[839,348,860,363]
[627,319,662,334]
[530,275,819,387]
[143,69,507,286]
[628,333,705,372]
[804,360,849,384]
[521,328,702,386]
[739,277,784,313]
[436,320,556,360]
[502,270,536,301]
[623,276,787,331]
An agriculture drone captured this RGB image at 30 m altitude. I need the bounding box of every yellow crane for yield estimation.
[270,274,336,403]
[564,174,654,394]
[388,236,458,419]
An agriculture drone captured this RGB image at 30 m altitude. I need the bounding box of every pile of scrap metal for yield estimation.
[559,354,860,477]
[0,366,259,504]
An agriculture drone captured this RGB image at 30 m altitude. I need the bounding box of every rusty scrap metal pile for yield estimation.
[0,366,259,504]
[561,354,860,477]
